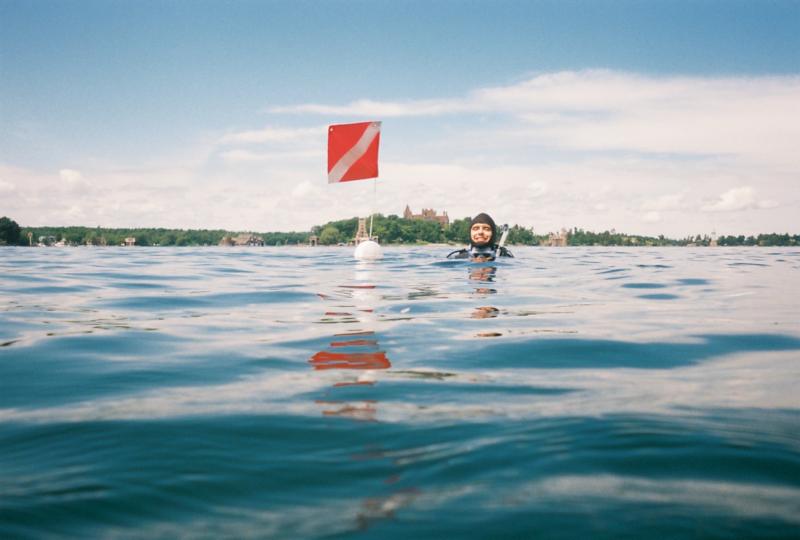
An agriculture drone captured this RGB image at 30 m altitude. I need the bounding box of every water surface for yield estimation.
[1,246,799,539]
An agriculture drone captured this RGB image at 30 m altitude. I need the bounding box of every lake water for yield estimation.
[1,246,799,539]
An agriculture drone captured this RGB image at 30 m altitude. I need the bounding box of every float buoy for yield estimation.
[354,240,383,260]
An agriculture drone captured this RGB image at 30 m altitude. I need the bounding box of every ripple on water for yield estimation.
[1,412,798,539]
[1,247,799,539]
[674,278,710,285]
[96,290,316,310]
[621,282,668,289]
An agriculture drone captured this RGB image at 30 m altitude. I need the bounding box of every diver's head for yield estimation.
[469,213,496,247]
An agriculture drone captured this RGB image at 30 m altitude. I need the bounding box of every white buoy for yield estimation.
[354,240,383,260]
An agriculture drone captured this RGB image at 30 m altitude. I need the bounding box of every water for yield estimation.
[1,246,799,539]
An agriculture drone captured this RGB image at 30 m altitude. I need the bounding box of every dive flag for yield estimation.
[327,121,381,183]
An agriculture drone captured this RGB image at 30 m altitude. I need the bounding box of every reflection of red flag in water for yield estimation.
[328,121,381,183]
[310,351,391,371]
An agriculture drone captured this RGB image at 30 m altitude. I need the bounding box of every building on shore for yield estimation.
[219,233,265,247]
[542,228,569,247]
[37,235,56,247]
[124,237,136,246]
[403,205,449,227]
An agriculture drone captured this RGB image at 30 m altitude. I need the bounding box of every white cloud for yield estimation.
[59,168,82,182]
[216,125,325,165]
[291,180,319,199]
[528,181,549,198]
[271,70,800,165]
[642,193,686,212]
[4,71,798,236]
[220,149,321,163]
[643,211,662,223]
[757,199,779,210]
[701,186,761,212]
[0,178,15,194]
[219,149,265,162]
[268,98,467,117]
[58,168,89,189]
[219,126,323,145]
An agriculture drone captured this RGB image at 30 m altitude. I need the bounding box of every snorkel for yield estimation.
[497,224,509,249]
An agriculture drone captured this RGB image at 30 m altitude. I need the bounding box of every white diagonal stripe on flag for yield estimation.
[328,122,381,183]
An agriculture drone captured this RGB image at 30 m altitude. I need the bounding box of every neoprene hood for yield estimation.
[470,213,497,246]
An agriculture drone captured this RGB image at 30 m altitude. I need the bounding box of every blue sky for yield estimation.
[2,1,799,235]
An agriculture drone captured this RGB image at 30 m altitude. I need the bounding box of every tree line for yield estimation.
[4,222,233,247]
[2,215,798,247]
[311,215,537,245]
[566,228,799,246]
[0,214,537,246]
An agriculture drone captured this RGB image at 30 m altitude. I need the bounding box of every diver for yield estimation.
[447,213,514,261]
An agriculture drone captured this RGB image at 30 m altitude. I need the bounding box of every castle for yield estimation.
[403,205,449,227]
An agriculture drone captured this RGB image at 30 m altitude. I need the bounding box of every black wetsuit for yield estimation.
[446,244,514,260]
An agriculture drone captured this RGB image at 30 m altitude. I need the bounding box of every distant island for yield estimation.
[1,215,798,247]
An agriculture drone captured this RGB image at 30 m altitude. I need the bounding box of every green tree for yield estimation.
[381,218,402,243]
[319,226,340,245]
[444,218,470,243]
[0,217,22,245]
[64,228,84,245]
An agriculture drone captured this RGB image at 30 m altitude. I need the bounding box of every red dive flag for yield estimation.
[327,121,381,183]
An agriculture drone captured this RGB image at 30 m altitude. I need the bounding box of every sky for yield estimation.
[1,0,799,237]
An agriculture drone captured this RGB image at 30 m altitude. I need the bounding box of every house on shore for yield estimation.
[219,233,265,246]
[542,229,569,247]
[403,205,449,227]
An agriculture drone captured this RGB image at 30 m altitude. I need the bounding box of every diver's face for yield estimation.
[470,223,493,246]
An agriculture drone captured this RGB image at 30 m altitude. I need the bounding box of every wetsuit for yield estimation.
[446,244,514,260]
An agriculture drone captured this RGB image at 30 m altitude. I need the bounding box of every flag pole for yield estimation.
[369,177,376,239]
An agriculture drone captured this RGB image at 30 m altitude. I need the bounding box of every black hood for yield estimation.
[470,213,497,246]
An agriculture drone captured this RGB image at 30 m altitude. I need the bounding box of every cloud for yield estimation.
[216,125,325,165]
[220,149,321,163]
[757,200,779,210]
[59,168,89,187]
[642,193,686,212]
[268,99,468,117]
[643,211,662,223]
[4,71,798,236]
[528,181,549,198]
[270,70,800,165]
[214,71,797,234]
[219,126,323,145]
[701,186,761,212]
[291,180,320,199]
